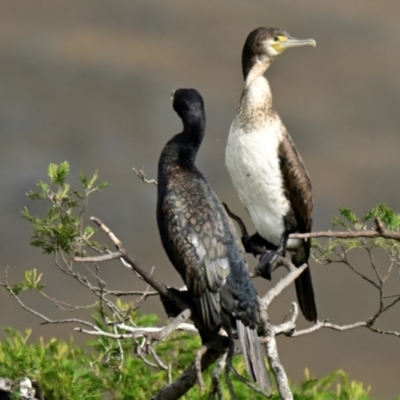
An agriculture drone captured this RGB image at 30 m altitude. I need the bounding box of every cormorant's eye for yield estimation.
[273,36,280,42]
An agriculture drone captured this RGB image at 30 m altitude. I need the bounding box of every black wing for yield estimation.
[160,172,230,331]
[279,132,317,322]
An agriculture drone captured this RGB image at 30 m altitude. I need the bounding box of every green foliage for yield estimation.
[8,269,43,295]
[0,328,101,400]
[362,203,400,230]
[291,369,371,400]
[313,204,400,261]
[0,327,374,400]
[22,161,108,255]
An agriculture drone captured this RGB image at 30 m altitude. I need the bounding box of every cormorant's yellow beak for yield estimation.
[271,36,316,54]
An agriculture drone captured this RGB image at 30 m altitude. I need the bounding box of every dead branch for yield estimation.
[261,262,308,307]
[290,218,400,241]
[226,206,400,243]
[132,167,158,186]
[132,309,192,346]
[264,320,293,400]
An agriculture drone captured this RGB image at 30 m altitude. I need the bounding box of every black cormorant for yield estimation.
[225,27,318,322]
[157,88,270,392]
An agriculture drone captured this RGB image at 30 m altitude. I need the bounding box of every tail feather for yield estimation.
[292,244,317,323]
[294,266,317,322]
[195,290,221,332]
[237,320,271,395]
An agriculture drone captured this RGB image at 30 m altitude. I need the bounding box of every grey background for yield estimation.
[1,1,400,398]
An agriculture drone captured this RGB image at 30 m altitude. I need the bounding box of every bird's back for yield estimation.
[157,159,259,331]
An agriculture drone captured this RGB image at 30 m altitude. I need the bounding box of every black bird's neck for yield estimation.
[159,118,205,173]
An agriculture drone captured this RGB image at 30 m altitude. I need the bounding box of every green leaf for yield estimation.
[338,208,359,224]
[48,161,70,185]
[363,203,400,231]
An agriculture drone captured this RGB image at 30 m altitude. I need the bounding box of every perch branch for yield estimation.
[264,320,293,400]
[290,218,400,241]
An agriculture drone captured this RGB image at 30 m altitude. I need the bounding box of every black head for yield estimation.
[158,88,205,168]
[173,88,205,126]
[242,27,316,79]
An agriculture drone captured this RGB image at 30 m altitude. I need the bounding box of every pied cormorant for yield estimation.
[225,27,317,322]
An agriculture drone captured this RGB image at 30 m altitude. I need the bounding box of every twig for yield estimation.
[3,268,97,329]
[132,167,158,186]
[292,320,367,337]
[132,309,192,345]
[224,206,400,242]
[261,263,308,307]
[290,218,400,241]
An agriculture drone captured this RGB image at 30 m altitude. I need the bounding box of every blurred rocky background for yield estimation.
[0,1,399,398]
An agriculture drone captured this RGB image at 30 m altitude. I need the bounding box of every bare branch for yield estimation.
[74,252,122,262]
[261,262,308,307]
[132,167,158,186]
[272,303,299,336]
[290,222,400,241]
[292,320,368,337]
[264,320,293,400]
[2,267,98,329]
[132,309,192,345]
[367,326,400,337]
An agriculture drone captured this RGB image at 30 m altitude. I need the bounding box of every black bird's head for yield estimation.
[242,27,316,79]
[158,88,206,168]
[172,88,205,127]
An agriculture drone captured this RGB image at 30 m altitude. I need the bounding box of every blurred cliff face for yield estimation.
[0,1,399,398]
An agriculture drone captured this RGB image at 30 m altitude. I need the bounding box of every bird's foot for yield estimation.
[255,250,279,280]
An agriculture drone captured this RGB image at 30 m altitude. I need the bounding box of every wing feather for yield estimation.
[161,175,231,330]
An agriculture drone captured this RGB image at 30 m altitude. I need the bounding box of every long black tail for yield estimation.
[292,245,317,322]
[237,320,271,395]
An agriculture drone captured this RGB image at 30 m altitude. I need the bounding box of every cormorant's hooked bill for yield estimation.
[157,88,271,393]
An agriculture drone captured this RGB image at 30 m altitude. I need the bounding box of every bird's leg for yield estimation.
[255,231,289,280]
[208,351,228,400]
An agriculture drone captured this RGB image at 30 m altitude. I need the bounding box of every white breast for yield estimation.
[226,77,291,246]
